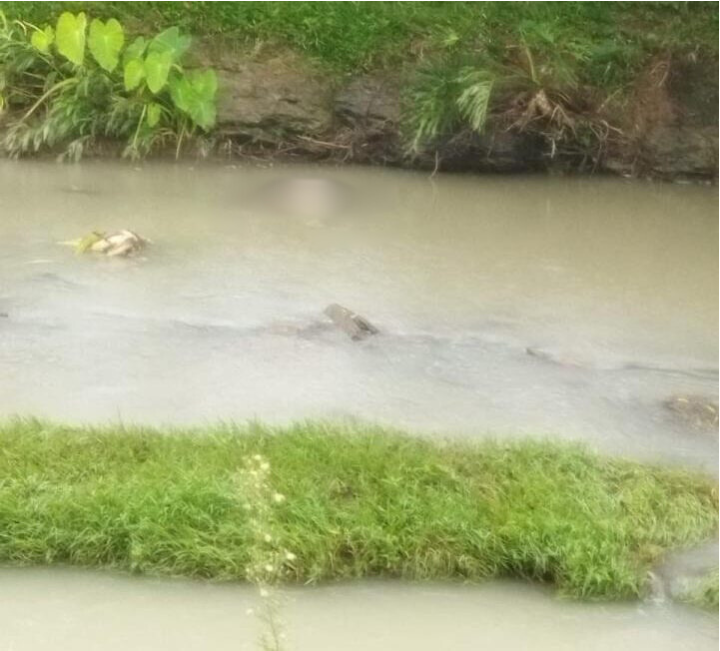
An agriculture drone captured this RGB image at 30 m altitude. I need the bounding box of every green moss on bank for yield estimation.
[0,419,716,600]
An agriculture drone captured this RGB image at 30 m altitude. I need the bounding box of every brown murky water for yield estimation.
[0,161,717,471]
[0,568,717,651]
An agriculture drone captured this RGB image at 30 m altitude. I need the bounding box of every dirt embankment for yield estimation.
[205,49,718,180]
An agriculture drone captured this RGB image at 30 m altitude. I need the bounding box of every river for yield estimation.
[0,161,717,649]
[0,568,717,650]
[0,161,716,470]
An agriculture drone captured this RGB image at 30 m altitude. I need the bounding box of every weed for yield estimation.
[236,454,293,651]
[0,10,217,159]
[0,419,716,601]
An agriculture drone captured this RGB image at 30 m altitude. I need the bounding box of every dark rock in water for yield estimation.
[525,347,588,368]
[324,304,379,341]
[664,395,719,431]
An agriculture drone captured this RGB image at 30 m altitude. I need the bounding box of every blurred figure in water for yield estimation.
[250,177,355,226]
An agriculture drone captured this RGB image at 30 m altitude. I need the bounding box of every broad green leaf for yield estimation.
[189,69,217,101]
[169,73,216,131]
[30,26,54,53]
[169,75,192,113]
[123,36,147,64]
[146,102,162,127]
[189,99,216,131]
[144,51,172,94]
[88,18,124,72]
[123,58,145,91]
[55,12,86,66]
[148,26,191,62]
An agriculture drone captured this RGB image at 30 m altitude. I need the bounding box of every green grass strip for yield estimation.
[2,2,717,74]
[0,419,716,600]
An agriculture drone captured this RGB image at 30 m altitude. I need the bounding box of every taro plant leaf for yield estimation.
[30,26,54,54]
[169,71,218,131]
[146,102,162,127]
[55,12,87,66]
[190,69,217,100]
[189,97,216,131]
[148,26,191,62]
[88,18,124,72]
[123,35,147,64]
[188,69,218,131]
[144,51,173,94]
[123,58,145,91]
[169,74,192,113]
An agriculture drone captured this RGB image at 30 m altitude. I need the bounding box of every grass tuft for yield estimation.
[0,418,717,600]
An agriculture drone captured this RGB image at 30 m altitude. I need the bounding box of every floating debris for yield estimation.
[324,303,379,341]
[60,230,149,257]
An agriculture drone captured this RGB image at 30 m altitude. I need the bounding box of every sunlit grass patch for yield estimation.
[0,418,716,600]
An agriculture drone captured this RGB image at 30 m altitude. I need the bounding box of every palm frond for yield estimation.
[455,68,493,133]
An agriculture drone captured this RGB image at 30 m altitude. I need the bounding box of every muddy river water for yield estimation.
[0,568,718,651]
[1,161,717,468]
[0,161,717,648]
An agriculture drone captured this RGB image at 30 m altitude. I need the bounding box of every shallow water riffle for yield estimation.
[0,161,717,470]
[0,568,716,651]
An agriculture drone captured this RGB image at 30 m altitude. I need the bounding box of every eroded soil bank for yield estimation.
[199,48,718,180]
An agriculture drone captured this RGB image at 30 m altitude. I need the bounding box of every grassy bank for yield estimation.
[2,2,717,76]
[0,2,717,167]
[0,419,717,600]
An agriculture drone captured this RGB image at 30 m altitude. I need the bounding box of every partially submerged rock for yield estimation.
[324,304,379,341]
[61,230,149,257]
[525,347,588,368]
[664,395,719,431]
